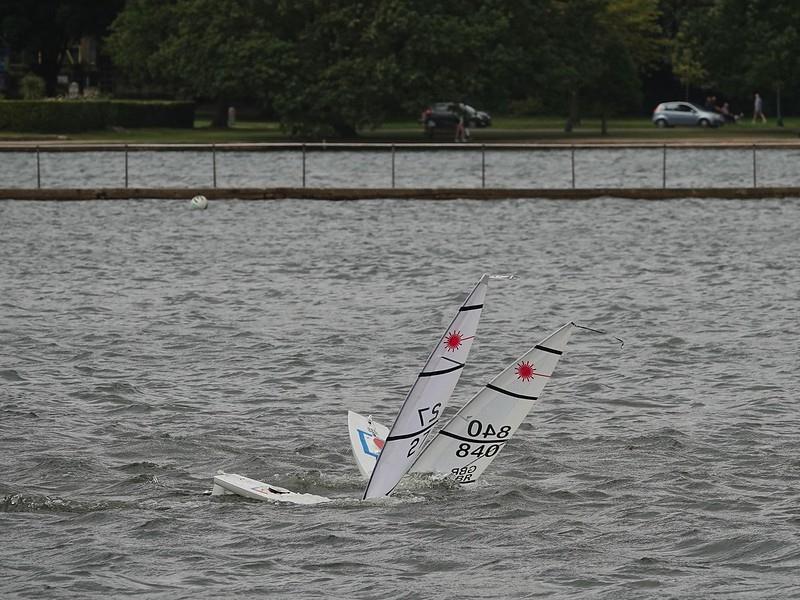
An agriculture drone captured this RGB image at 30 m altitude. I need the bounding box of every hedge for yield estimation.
[0,100,195,132]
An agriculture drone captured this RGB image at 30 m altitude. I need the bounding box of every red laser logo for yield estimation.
[516,361,535,381]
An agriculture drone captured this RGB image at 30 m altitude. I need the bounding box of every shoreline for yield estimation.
[2,187,798,201]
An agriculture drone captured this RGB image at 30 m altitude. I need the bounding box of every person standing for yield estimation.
[453,102,467,142]
[753,92,766,123]
[454,113,466,142]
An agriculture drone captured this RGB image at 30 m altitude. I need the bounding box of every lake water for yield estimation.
[3,147,800,189]
[1,196,799,599]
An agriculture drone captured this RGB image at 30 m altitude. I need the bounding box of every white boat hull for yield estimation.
[211,472,331,505]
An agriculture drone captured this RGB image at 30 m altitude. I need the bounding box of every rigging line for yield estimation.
[572,322,624,348]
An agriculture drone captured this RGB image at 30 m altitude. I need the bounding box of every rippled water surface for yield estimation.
[1,196,799,599]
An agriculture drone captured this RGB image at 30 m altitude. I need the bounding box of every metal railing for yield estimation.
[2,141,799,190]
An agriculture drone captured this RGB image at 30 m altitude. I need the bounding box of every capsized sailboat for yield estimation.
[349,322,575,486]
[408,322,575,483]
[210,274,505,504]
[362,274,494,499]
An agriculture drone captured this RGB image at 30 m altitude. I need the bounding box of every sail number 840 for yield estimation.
[467,419,511,439]
[454,420,511,458]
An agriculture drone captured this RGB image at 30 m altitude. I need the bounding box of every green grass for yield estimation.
[2,115,798,144]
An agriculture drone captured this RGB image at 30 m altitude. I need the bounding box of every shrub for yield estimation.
[20,74,46,100]
[0,100,195,132]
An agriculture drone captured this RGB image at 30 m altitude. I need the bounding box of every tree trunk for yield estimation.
[600,112,607,136]
[564,89,571,132]
[776,84,783,127]
[211,99,230,128]
[569,89,580,126]
[564,89,578,132]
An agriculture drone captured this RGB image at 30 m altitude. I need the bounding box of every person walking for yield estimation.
[454,113,466,142]
[753,92,766,124]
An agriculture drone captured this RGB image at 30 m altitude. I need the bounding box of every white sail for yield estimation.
[347,411,389,479]
[409,322,575,483]
[362,274,490,499]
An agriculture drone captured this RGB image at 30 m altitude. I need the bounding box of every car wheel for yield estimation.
[699,118,710,127]
[655,119,667,128]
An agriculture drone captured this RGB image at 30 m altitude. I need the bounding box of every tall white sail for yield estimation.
[362,274,490,499]
[409,322,574,483]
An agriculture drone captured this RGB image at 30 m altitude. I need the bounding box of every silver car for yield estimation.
[652,101,725,128]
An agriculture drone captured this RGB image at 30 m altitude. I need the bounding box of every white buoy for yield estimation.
[190,194,208,210]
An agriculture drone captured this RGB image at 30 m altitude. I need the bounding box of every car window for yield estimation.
[677,104,695,112]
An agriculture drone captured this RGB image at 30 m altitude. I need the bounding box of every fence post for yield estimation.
[481,144,486,188]
[36,145,41,189]
[212,144,217,188]
[124,144,129,189]
[571,146,576,189]
[662,144,667,189]
[391,144,395,189]
[302,144,306,188]
[752,144,757,188]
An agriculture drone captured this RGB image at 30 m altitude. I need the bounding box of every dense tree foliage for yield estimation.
[551,0,662,132]
[4,0,800,135]
[107,0,290,126]
[271,1,394,136]
[677,0,800,124]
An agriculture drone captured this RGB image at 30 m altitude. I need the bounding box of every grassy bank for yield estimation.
[1,115,799,144]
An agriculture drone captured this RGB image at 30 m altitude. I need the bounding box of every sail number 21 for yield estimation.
[407,403,442,457]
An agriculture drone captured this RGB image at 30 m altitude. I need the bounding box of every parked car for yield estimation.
[421,102,492,136]
[652,101,725,128]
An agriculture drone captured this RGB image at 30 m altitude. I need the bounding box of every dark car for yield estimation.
[421,102,492,136]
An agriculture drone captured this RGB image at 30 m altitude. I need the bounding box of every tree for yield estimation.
[677,0,800,125]
[269,1,393,136]
[744,2,799,126]
[107,0,545,136]
[671,35,707,100]
[551,0,664,134]
[107,0,289,127]
[103,0,177,88]
[478,0,556,114]
[272,0,542,136]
